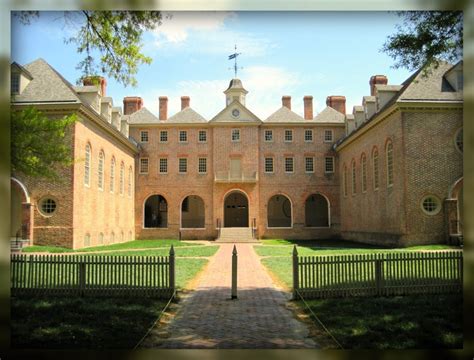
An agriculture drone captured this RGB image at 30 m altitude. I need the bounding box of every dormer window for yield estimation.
[11,73,20,94]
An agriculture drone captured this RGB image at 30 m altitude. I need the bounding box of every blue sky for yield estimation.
[11,11,414,119]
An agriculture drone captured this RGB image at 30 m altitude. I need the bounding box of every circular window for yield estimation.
[455,128,463,153]
[39,198,57,216]
[421,195,441,215]
[232,108,240,118]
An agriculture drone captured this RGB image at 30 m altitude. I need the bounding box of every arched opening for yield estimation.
[305,193,330,227]
[224,191,249,227]
[448,177,463,235]
[267,194,292,228]
[10,178,32,240]
[144,195,168,228]
[181,195,205,229]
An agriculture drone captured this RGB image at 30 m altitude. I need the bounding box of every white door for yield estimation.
[230,159,241,179]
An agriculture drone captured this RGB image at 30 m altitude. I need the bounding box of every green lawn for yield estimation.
[11,296,169,349]
[87,245,219,258]
[22,239,202,253]
[301,294,462,349]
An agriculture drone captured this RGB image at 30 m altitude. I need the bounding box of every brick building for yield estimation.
[10,58,463,248]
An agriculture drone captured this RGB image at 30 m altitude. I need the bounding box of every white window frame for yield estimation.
[361,155,367,193]
[198,157,207,174]
[285,157,294,173]
[343,166,348,197]
[159,130,168,143]
[373,149,379,191]
[386,141,394,187]
[351,161,356,195]
[304,129,313,143]
[159,158,168,174]
[119,162,124,195]
[324,129,334,143]
[11,73,20,94]
[139,158,149,174]
[264,130,273,142]
[179,158,187,173]
[98,150,105,191]
[128,166,133,197]
[305,157,314,173]
[110,157,115,193]
[420,195,442,216]
[231,128,241,142]
[140,130,149,143]
[198,130,207,143]
[179,130,188,143]
[325,157,335,174]
[264,157,274,173]
[84,143,91,187]
[284,129,293,143]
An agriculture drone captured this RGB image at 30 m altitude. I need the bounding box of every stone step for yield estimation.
[216,227,258,243]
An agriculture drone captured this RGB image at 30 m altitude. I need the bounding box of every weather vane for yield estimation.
[228,44,243,78]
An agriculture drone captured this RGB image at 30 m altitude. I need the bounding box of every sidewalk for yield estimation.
[140,243,318,349]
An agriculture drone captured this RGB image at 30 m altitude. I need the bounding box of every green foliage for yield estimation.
[14,11,162,87]
[382,11,463,72]
[11,107,77,180]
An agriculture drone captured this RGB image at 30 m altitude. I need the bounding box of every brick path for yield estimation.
[140,243,318,349]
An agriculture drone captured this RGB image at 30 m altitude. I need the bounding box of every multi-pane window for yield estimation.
[39,198,57,216]
[140,131,149,143]
[98,150,104,190]
[84,143,91,186]
[179,130,187,143]
[343,165,348,197]
[120,162,124,195]
[386,141,394,187]
[159,158,168,173]
[264,130,273,142]
[128,166,132,196]
[351,161,356,194]
[231,129,240,142]
[284,130,293,142]
[11,73,20,94]
[160,130,168,142]
[373,149,379,190]
[198,130,207,143]
[361,155,367,192]
[325,157,335,173]
[304,129,313,142]
[285,157,294,173]
[324,130,333,142]
[110,157,115,193]
[421,196,441,215]
[179,158,187,173]
[264,157,274,173]
[198,158,207,173]
[139,158,149,174]
[305,157,314,173]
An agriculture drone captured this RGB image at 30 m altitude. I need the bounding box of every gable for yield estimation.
[210,100,262,124]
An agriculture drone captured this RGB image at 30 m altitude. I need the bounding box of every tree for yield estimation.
[11,107,77,180]
[382,11,463,72]
[14,11,163,87]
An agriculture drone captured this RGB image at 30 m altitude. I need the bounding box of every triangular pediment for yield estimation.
[210,100,262,124]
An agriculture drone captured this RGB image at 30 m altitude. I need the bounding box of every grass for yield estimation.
[88,245,219,257]
[11,296,169,349]
[301,294,462,349]
[22,239,202,253]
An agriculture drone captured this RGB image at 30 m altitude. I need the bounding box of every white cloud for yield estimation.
[140,66,306,120]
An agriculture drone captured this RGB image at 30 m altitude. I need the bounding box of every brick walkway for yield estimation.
[140,243,318,349]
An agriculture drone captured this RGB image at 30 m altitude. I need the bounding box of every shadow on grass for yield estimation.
[261,238,392,250]
[11,296,170,350]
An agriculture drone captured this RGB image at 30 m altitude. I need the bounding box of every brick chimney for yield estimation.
[159,96,168,120]
[303,96,313,120]
[282,96,291,110]
[181,96,190,110]
[83,76,107,96]
[326,95,346,114]
[123,96,143,115]
[369,75,388,96]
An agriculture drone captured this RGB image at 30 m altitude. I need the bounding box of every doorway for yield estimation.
[224,191,249,227]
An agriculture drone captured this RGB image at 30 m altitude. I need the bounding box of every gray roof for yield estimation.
[13,58,81,103]
[265,106,305,123]
[167,107,207,124]
[11,62,33,79]
[397,61,462,102]
[127,107,160,124]
[314,106,345,123]
[376,85,403,92]
[224,78,248,93]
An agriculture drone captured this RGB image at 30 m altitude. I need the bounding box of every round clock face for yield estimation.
[232,108,240,118]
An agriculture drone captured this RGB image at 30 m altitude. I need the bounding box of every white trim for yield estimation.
[159,130,168,143]
[198,129,207,143]
[264,157,274,174]
[139,157,149,174]
[231,128,241,142]
[448,177,463,199]
[420,195,442,216]
[284,156,294,173]
[11,177,30,203]
[323,129,334,143]
[284,129,293,142]
[178,130,188,143]
[266,193,293,229]
[324,156,335,174]
[304,156,315,173]
[304,129,313,143]
[140,130,149,143]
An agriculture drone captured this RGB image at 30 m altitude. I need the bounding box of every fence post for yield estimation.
[231,245,237,299]
[79,261,86,297]
[169,245,175,295]
[375,258,383,296]
[292,245,299,300]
